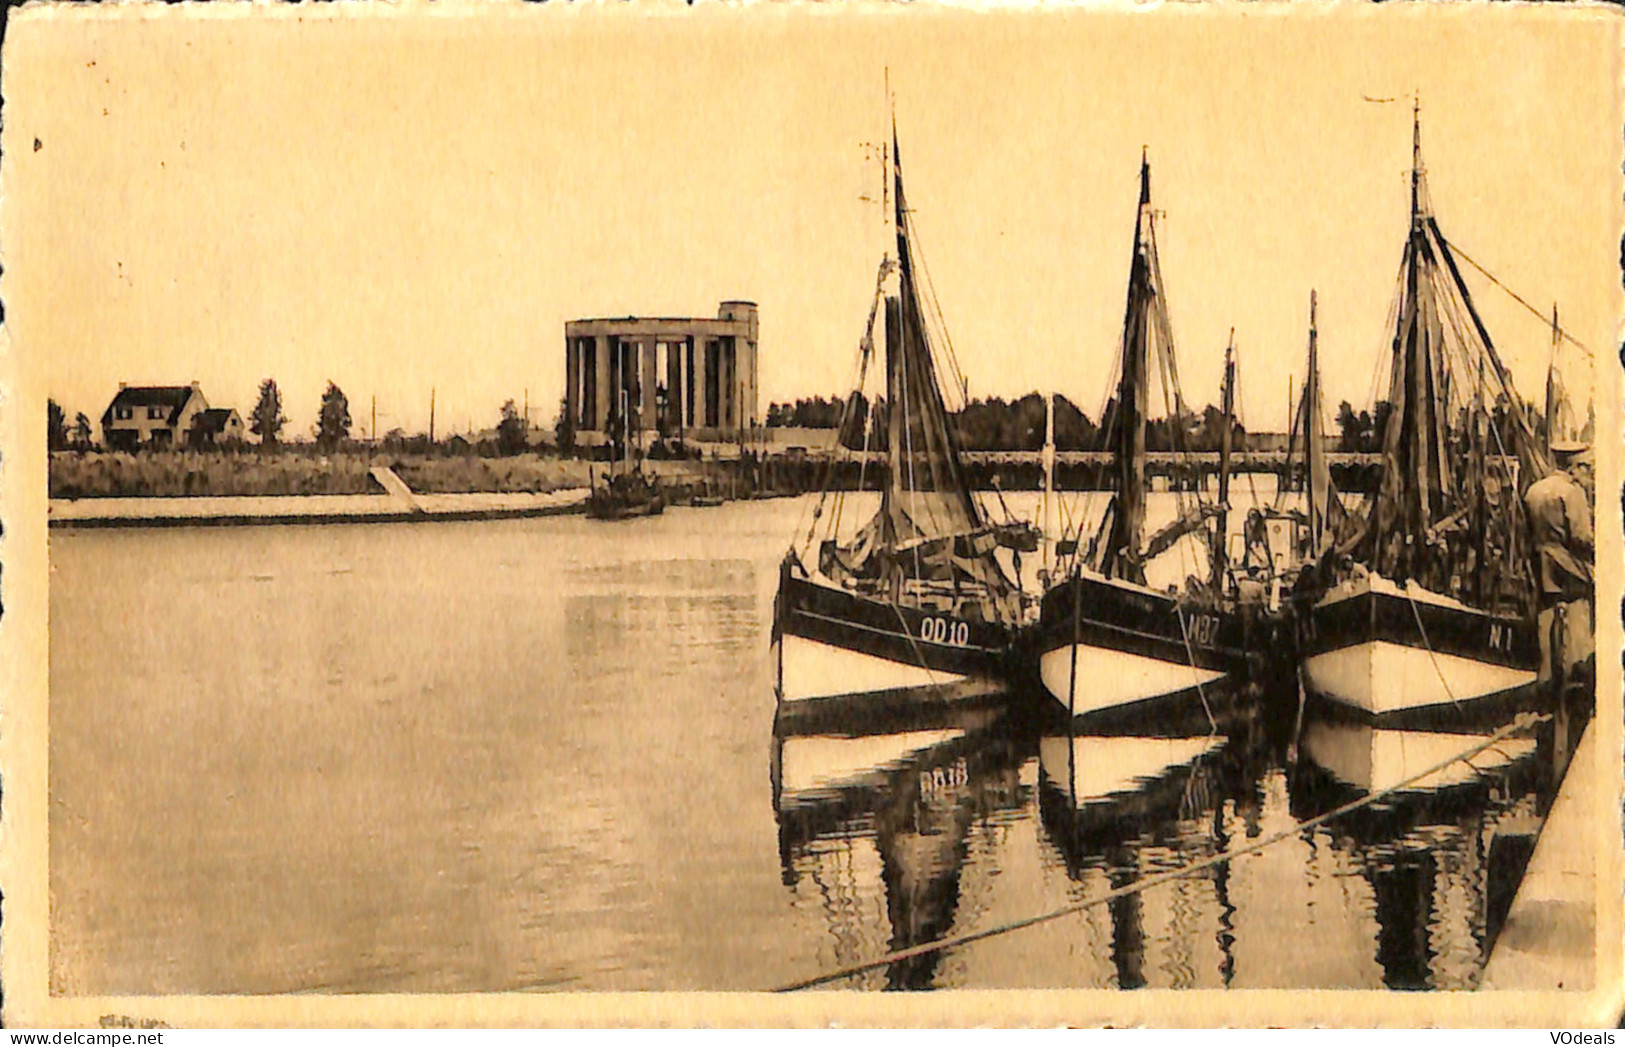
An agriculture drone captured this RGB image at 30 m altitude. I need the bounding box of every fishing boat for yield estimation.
[1298,107,1549,723]
[1240,291,1350,594]
[586,389,667,520]
[772,121,1034,713]
[1032,156,1249,724]
[586,469,666,520]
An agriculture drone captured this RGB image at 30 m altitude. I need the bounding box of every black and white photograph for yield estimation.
[3,1,1620,1027]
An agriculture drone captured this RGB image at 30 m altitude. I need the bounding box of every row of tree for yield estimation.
[46,401,95,451]
[763,392,1246,453]
[1332,397,1552,455]
[50,380,538,454]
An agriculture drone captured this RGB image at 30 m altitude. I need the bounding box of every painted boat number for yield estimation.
[1488,622,1514,653]
[1185,614,1221,648]
[920,758,969,799]
[920,617,971,646]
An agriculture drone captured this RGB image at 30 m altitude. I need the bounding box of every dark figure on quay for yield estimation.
[1523,440,1594,697]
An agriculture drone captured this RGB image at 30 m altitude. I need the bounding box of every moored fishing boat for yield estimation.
[586,469,666,520]
[586,389,667,520]
[1297,107,1549,723]
[772,120,1034,714]
[1032,156,1249,724]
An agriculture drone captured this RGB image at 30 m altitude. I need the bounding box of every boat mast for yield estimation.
[1545,302,1560,453]
[883,118,984,545]
[881,123,905,557]
[1375,99,1448,584]
[1303,290,1331,556]
[1042,391,1056,578]
[1101,153,1154,584]
[1211,334,1235,588]
[1470,355,1488,603]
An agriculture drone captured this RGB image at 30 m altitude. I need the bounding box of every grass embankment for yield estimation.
[49,451,597,499]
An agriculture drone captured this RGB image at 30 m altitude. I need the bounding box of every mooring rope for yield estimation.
[771,710,1546,992]
[1404,586,1465,711]
[1174,603,1220,735]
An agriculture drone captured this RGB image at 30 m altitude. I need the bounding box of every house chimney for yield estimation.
[119,381,127,389]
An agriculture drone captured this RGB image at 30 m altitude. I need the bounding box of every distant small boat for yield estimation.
[587,389,668,520]
[586,468,666,520]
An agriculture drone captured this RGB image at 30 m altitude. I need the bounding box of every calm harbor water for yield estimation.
[50,493,1553,994]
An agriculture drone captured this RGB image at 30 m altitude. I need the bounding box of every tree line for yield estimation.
[1333,397,1552,455]
[49,379,537,455]
[764,392,1246,453]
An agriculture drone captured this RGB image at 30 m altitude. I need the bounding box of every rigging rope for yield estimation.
[1445,237,1596,361]
[1175,603,1220,734]
[771,710,1547,992]
[1403,586,1465,711]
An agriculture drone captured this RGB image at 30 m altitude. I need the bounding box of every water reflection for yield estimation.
[47,506,1576,994]
[772,707,1026,989]
[770,681,1561,992]
[1036,726,1251,989]
[1288,716,1545,989]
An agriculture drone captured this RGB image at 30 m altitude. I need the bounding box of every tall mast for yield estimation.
[1042,391,1056,578]
[1471,355,1488,603]
[1304,290,1330,555]
[881,118,906,549]
[1102,153,1154,582]
[883,116,982,540]
[1376,98,1439,582]
[1545,302,1560,452]
[1212,334,1235,587]
[1410,96,1421,229]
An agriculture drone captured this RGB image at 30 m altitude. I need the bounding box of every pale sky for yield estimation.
[8,3,1618,438]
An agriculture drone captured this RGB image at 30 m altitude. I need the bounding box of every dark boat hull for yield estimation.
[1029,572,1250,723]
[772,570,1011,716]
[1300,574,1539,722]
[585,490,666,520]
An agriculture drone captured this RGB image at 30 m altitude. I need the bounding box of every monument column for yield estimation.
[594,334,611,436]
[667,336,683,434]
[684,336,697,430]
[723,336,737,432]
[565,335,580,432]
[641,337,660,435]
[699,337,714,428]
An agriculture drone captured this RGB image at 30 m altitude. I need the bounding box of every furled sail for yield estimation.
[1093,156,1187,586]
[818,123,1023,625]
[1352,107,1548,608]
[1293,291,1347,558]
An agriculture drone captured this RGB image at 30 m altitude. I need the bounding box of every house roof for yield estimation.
[101,385,200,426]
[193,408,240,435]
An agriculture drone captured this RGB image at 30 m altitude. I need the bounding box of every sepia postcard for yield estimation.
[2,0,1622,1028]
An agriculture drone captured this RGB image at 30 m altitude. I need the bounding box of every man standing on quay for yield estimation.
[1524,440,1595,694]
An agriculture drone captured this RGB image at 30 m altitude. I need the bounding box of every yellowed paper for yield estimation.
[4,0,1621,1027]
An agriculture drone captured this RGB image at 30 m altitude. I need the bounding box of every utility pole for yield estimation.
[429,388,436,444]
[371,395,377,442]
